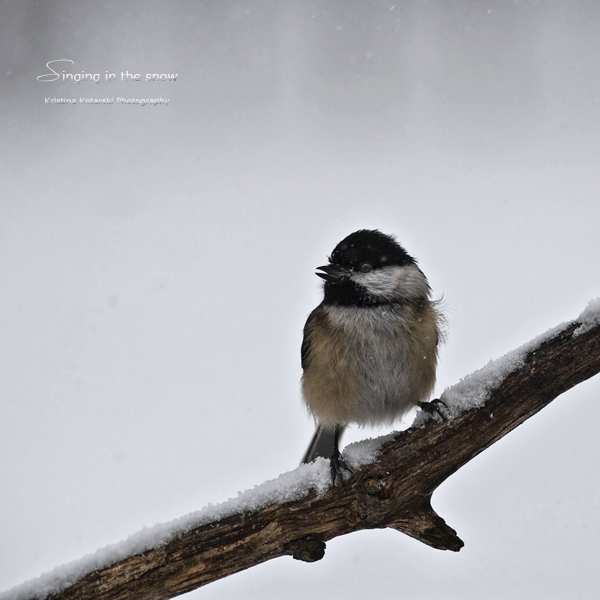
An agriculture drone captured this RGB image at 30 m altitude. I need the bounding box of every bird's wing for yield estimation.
[301,308,319,371]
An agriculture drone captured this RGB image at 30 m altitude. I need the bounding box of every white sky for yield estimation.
[1,1,600,599]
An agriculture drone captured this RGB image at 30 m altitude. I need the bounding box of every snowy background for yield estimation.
[1,1,600,598]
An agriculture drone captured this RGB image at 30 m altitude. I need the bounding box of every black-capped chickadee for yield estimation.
[301,229,445,484]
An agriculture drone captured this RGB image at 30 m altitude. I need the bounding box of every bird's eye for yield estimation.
[359,262,372,273]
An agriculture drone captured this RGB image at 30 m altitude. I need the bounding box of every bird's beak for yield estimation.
[316,264,348,282]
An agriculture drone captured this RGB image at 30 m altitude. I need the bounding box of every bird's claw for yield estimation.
[330,451,353,486]
[418,398,449,420]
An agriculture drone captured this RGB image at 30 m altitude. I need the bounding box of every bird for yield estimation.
[300,229,445,484]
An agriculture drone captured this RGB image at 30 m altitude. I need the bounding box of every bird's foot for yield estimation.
[418,398,449,420]
[330,450,353,486]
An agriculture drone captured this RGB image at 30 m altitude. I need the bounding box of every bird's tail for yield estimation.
[301,425,346,464]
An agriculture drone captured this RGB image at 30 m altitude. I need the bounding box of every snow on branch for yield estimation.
[3,299,600,600]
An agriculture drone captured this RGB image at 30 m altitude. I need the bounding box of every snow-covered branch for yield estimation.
[4,300,600,600]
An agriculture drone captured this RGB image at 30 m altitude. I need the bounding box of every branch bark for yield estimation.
[14,316,600,600]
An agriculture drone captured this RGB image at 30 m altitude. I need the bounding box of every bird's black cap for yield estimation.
[317,230,418,307]
[328,229,416,271]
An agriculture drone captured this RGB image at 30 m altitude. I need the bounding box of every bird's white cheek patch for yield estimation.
[353,265,429,300]
[356,269,396,294]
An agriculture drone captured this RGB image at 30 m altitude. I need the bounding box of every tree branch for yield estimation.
[7,309,600,600]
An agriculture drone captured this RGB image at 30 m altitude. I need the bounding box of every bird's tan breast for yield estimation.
[301,302,440,428]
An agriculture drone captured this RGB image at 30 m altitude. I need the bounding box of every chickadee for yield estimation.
[301,229,445,484]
